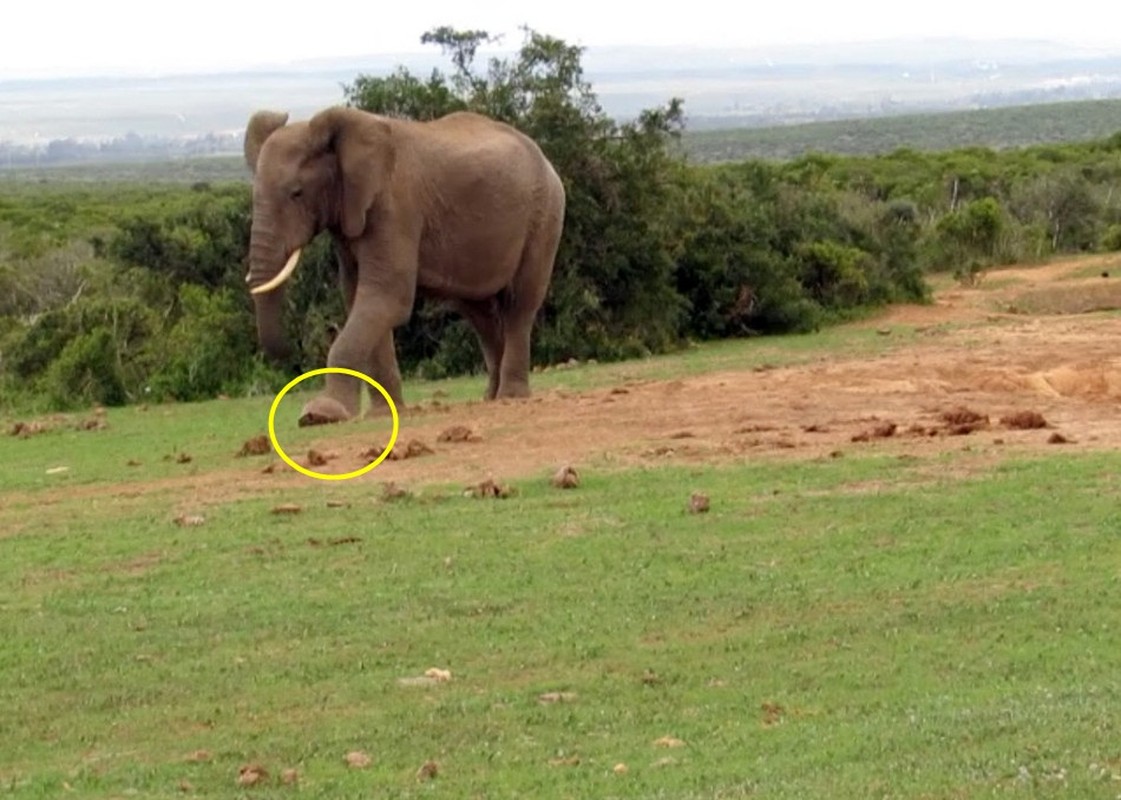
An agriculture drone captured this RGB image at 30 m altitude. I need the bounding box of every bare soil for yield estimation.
[16,257,1121,508]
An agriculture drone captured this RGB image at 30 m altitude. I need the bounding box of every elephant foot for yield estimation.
[495,383,531,400]
[298,394,353,427]
[363,401,400,420]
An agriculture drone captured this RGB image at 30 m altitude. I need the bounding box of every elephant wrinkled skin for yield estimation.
[242,105,566,426]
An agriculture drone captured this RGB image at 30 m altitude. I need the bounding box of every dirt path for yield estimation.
[246,255,1121,488]
[12,256,1121,510]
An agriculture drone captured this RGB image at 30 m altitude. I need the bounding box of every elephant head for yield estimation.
[242,106,396,362]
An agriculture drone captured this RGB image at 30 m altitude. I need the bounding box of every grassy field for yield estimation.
[4,311,1121,799]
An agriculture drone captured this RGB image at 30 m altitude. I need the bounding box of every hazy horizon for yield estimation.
[6,0,1121,80]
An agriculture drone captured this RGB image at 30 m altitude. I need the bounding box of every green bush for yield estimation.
[1100,224,1121,252]
[45,327,127,408]
[144,284,270,402]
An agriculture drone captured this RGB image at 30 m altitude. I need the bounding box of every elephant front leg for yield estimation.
[299,275,412,427]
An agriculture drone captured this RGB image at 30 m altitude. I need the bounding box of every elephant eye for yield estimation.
[290,187,303,200]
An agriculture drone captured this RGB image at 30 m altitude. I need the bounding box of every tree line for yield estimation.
[2,27,1120,412]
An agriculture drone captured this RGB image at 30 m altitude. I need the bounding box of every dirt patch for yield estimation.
[7,256,1121,521]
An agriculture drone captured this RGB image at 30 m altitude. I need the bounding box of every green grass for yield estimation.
[3,443,1121,797]
[0,157,249,186]
[4,330,1121,798]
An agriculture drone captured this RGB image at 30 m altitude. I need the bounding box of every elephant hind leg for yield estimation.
[495,211,563,400]
[453,297,505,401]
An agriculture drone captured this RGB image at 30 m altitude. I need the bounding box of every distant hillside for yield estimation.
[683,99,1121,162]
[4,98,1121,184]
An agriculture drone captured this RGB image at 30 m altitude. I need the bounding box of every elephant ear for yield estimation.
[308,106,396,240]
[244,110,289,174]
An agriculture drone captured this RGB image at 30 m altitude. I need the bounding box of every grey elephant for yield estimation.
[242,105,566,426]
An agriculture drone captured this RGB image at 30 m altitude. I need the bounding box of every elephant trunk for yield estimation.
[252,289,292,365]
[247,218,294,364]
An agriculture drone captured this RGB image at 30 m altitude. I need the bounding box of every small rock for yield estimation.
[280,768,298,785]
[688,492,710,514]
[653,735,686,748]
[416,760,439,782]
[271,504,302,515]
[613,763,628,775]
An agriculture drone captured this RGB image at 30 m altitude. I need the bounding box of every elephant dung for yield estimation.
[688,493,710,514]
[236,435,272,457]
[437,425,483,443]
[551,465,580,489]
[465,478,515,499]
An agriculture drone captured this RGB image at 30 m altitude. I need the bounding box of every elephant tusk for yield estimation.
[250,248,302,295]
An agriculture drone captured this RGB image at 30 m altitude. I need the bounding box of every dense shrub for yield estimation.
[45,327,127,408]
[144,284,264,402]
[2,26,1120,413]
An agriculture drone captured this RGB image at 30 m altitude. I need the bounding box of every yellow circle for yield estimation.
[267,367,399,481]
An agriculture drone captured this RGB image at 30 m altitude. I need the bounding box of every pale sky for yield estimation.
[4,0,1118,79]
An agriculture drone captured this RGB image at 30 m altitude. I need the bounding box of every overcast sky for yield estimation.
[4,0,1119,79]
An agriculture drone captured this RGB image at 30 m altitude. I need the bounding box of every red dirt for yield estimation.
[6,256,1120,515]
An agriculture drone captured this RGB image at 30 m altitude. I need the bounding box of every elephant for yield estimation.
[242,105,566,426]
